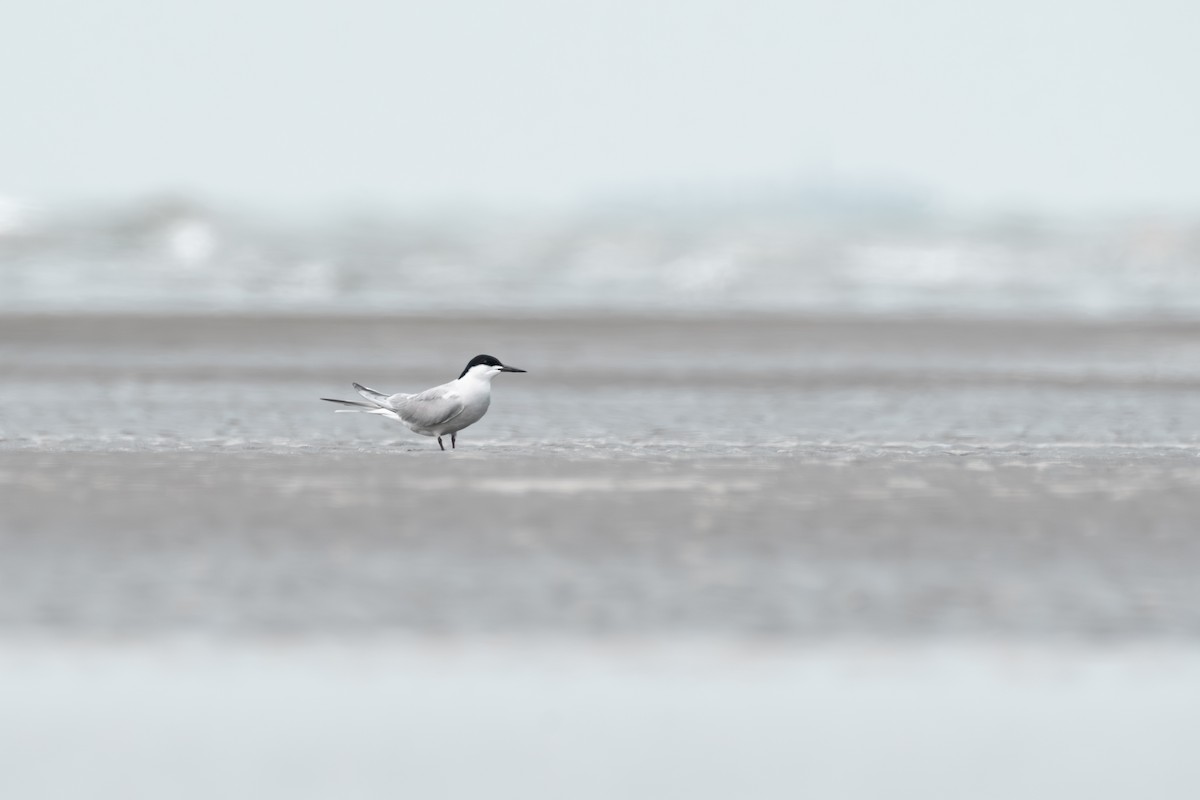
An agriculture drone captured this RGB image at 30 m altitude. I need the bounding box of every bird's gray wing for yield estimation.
[353,383,393,407]
[393,385,466,429]
[352,382,417,410]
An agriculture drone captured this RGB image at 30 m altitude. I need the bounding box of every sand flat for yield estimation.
[2,313,1199,639]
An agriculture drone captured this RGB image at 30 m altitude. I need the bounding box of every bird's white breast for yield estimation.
[443,376,492,432]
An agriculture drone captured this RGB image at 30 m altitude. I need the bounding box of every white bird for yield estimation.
[321,354,526,450]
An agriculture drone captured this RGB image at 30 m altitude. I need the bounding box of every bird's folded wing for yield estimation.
[353,383,393,407]
[394,389,466,428]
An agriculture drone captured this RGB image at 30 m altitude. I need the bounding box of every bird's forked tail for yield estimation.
[322,383,402,420]
[320,397,379,412]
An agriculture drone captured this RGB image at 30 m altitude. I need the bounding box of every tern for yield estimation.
[321,354,526,450]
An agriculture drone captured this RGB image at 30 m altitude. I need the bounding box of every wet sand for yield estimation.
[3,312,1200,640]
[5,446,1200,638]
[5,312,1200,799]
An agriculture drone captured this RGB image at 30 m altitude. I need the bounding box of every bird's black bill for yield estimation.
[499,365,526,372]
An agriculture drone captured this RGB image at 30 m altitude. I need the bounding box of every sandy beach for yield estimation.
[4,312,1200,798]
[6,0,1198,792]
[3,312,1200,639]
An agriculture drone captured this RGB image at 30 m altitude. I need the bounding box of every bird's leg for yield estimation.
[437,436,445,451]
[451,432,457,449]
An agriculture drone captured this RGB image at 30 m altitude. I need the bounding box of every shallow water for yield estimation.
[5,202,1200,319]
[3,641,1200,800]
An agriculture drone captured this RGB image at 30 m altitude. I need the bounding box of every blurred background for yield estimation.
[1,0,1198,318]
[3,1,1200,799]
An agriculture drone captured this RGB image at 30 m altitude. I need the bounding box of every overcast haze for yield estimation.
[2,0,1197,214]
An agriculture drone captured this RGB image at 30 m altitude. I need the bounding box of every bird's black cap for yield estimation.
[459,354,526,378]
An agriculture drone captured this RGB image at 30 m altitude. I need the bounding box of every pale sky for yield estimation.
[2,0,1197,214]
